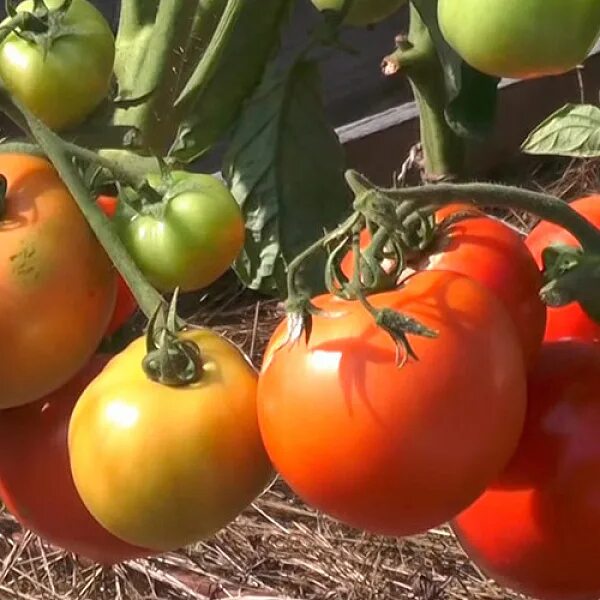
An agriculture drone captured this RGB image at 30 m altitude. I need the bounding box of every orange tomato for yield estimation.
[0,154,116,408]
[258,270,527,537]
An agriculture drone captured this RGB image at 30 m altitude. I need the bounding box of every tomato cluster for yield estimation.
[1,2,600,599]
[0,150,267,562]
[256,199,600,600]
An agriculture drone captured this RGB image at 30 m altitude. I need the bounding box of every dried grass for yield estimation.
[1,156,598,600]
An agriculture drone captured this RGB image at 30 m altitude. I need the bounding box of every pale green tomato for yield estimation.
[438,0,600,79]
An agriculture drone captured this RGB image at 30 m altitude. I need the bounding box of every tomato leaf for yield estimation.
[522,104,600,158]
[223,59,353,298]
[445,63,500,140]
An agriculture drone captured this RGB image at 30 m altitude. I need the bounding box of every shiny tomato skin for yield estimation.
[526,195,600,343]
[0,0,115,131]
[0,355,152,564]
[0,154,117,408]
[418,212,545,367]
[452,341,600,600]
[438,0,600,79]
[96,195,138,335]
[258,270,527,537]
[68,329,274,551]
[342,207,546,367]
[310,0,406,26]
[116,172,245,293]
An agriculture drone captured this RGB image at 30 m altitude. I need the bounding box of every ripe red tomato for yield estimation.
[452,341,600,600]
[526,195,600,343]
[0,154,116,408]
[343,206,546,367]
[0,355,152,565]
[258,270,527,537]
[96,195,138,335]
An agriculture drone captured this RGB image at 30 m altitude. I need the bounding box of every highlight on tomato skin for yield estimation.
[68,329,275,553]
[0,355,154,565]
[257,270,527,539]
[452,340,600,600]
[526,195,600,344]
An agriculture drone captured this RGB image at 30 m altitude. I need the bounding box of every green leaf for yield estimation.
[445,63,499,140]
[223,59,353,298]
[522,104,600,158]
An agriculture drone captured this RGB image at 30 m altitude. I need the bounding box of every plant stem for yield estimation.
[383,180,600,253]
[384,4,465,180]
[286,212,360,299]
[3,93,165,319]
[0,13,28,43]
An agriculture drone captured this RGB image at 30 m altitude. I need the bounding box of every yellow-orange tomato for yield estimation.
[68,329,274,551]
[0,154,116,408]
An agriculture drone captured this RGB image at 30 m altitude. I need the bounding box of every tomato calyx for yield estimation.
[539,244,600,324]
[4,0,76,57]
[142,292,203,387]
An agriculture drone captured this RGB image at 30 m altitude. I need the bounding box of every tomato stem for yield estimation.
[369,177,600,254]
[142,294,204,386]
[286,211,360,300]
[0,13,29,45]
[383,4,466,180]
[1,90,166,320]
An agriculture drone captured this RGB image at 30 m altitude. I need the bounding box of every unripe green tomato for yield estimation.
[438,0,600,79]
[311,0,406,27]
[116,172,245,293]
[0,0,115,131]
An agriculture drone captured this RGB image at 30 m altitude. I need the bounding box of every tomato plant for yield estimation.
[0,154,116,409]
[438,0,600,79]
[526,195,600,343]
[342,207,546,367]
[310,0,407,26]
[452,341,600,600]
[0,0,115,131]
[0,355,152,564]
[257,270,527,537]
[115,171,245,293]
[96,195,138,335]
[68,328,274,551]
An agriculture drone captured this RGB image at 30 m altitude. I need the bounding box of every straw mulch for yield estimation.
[0,157,598,600]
